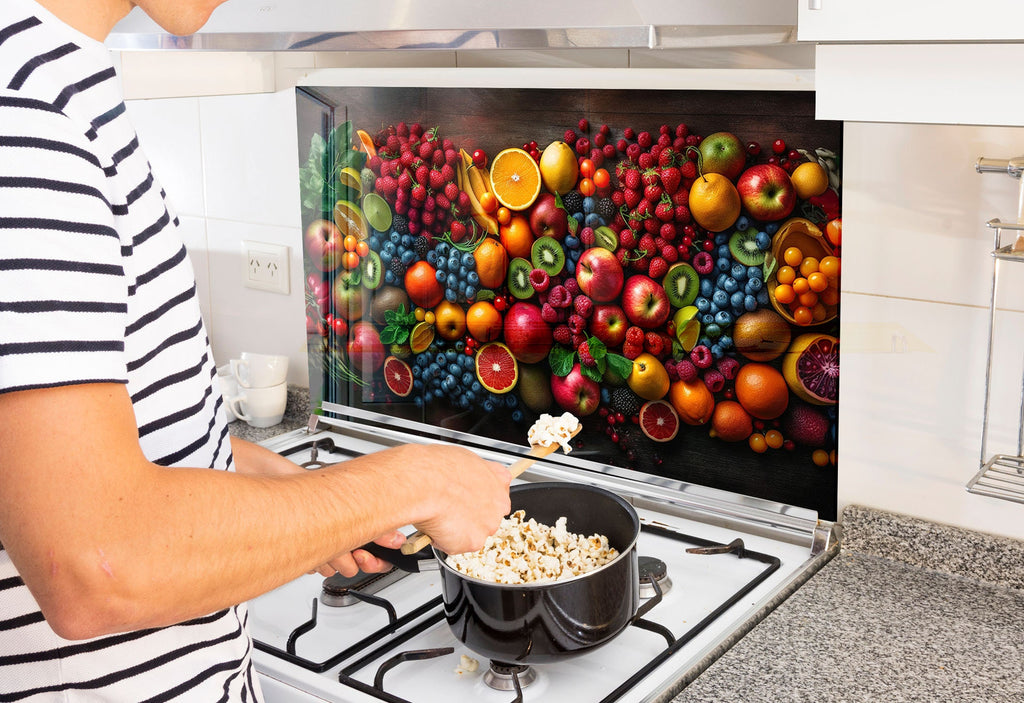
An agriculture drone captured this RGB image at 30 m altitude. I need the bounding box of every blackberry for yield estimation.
[413,235,430,260]
[388,256,407,279]
[562,190,583,215]
[597,197,616,221]
[392,213,410,235]
[610,387,642,418]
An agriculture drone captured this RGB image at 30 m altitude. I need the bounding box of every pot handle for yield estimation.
[359,542,438,573]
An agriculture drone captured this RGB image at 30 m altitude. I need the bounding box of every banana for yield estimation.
[467,165,491,203]
[457,150,498,234]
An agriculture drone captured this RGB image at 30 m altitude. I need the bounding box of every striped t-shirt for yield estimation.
[0,0,262,700]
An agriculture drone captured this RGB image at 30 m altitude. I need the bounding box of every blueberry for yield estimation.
[384,271,396,285]
[471,381,482,394]
[401,234,413,247]
[755,231,771,250]
[723,277,739,293]
[712,289,729,307]
[731,291,746,309]
[574,212,584,225]
[505,394,517,408]
[583,196,596,214]
[717,244,731,260]
[461,252,475,268]
[705,322,721,338]
[708,301,720,315]
[696,296,711,313]
[390,231,401,244]
[765,223,779,236]
[710,343,724,359]
[698,336,712,349]
[413,396,424,407]
[445,288,457,302]
[511,409,524,423]
[401,250,416,265]
[700,279,714,297]
[458,280,467,294]
[731,263,748,281]
[564,235,580,250]
[483,400,496,413]
[716,257,730,273]
[717,273,729,289]
[747,265,763,280]
[585,213,602,228]
[719,335,733,349]
[435,270,447,283]
[432,388,444,400]
[426,250,437,265]
[413,378,423,391]
[448,253,460,269]
[736,215,750,231]
[601,388,611,404]
[461,372,474,386]
[465,285,477,299]
[756,288,770,305]
[745,277,763,293]
[715,310,733,326]
[466,271,480,286]
[701,313,715,326]
[714,232,729,246]
[565,260,575,276]
[383,241,397,255]
[744,294,758,311]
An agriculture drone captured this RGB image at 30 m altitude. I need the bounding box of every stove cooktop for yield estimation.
[248,421,836,703]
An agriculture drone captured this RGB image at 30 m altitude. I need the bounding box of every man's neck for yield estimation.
[35,0,133,41]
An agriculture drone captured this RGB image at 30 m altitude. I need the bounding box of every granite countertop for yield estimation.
[672,505,1024,702]
[227,385,311,444]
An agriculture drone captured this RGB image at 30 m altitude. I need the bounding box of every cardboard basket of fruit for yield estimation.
[765,217,839,327]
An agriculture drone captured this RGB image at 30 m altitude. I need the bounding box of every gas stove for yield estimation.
[248,416,837,703]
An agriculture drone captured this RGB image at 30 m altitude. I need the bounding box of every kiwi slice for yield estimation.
[530,236,565,276]
[594,225,619,251]
[360,250,383,290]
[507,257,534,299]
[728,228,766,266]
[663,262,700,308]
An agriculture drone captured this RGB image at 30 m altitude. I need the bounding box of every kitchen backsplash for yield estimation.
[121,64,1024,541]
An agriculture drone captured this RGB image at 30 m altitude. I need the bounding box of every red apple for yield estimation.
[502,302,553,364]
[550,364,601,416]
[346,321,384,372]
[576,247,624,303]
[588,304,628,348]
[528,192,569,241]
[621,275,670,329]
[331,270,364,321]
[697,132,745,181]
[304,219,343,272]
[736,164,796,222]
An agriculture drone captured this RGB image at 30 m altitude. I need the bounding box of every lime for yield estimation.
[362,192,393,233]
[673,305,701,352]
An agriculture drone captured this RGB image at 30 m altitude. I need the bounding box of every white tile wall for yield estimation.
[122,55,1024,538]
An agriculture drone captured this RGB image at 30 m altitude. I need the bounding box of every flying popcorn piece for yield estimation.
[527,412,581,454]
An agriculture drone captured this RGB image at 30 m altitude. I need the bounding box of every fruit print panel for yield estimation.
[296,86,841,521]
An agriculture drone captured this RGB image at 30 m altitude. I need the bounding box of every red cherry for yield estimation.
[787,149,802,162]
[746,141,761,157]
[472,149,487,168]
[772,139,786,155]
[767,155,780,166]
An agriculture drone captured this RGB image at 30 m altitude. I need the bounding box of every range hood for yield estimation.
[107,0,797,52]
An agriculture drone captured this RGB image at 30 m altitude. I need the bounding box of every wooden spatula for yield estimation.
[399,424,582,555]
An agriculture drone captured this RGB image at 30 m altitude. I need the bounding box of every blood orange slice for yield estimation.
[639,400,680,442]
[383,355,413,397]
[474,342,519,394]
[782,333,838,406]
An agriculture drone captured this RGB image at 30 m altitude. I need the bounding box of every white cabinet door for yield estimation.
[799,0,1024,42]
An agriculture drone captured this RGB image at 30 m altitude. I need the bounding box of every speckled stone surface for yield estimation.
[671,505,1024,702]
[227,385,310,444]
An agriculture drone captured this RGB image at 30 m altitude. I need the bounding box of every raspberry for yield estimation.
[626,143,642,163]
[593,132,607,148]
[603,143,617,160]
[568,314,586,334]
[637,131,653,149]
[563,129,577,146]
[716,355,740,381]
[637,152,655,170]
[589,148,604,168]
[622,342,643,360]
[547,284,571,308]
[638,234,657,253]
[573,295,593,318]
[571,333,587,350]
[625,326,644,346]
[665,359,679,382]
[578,118,589,132]
[553,324,572,345]
[680,161,697,179]
[685,134,701,148]
[641,332,662,356]
[676,359,699,382]
[575,138,591,156]
[619,229,637,249]
[703,368,725,393]
[578,341,596,367]
[579,227,596,247]
[690,345,713,369]
[692,251,714,275]
[661,245,679,263]
[540,303,559,324]
[564,278,581,297]
[530,268,551,293]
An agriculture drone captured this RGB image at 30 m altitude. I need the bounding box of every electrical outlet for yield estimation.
[242,241,290,294]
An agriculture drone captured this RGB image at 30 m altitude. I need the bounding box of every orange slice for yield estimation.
[489,148,542,211]
[333,200,369,240]
[355,129,377,158]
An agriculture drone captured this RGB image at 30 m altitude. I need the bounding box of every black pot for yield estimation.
[365,482,644,664]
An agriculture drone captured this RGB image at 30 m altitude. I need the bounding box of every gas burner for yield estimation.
[320,568,408,607]
[638,555,673,599]
[483,661,538,691]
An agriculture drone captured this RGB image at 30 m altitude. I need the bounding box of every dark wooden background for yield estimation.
[297,85,841,521]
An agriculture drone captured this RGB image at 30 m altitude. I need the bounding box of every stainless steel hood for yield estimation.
[107,0,797,52]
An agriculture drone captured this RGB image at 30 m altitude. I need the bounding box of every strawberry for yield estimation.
[386,134,401,155]
[644,183,663,203]
[647,257,668,280]
[396,122,409,138]
[415,164,430,186]
[637,152,655,170]
[397,169,413,193]
[657,148,676,168]
[366,155,383,173]
[445,148,459,166]
[411,184,427,203]
[619,229,637,249]
[631,253,649,272]
[623,188,642,210]
[375,175,398,199]
[616,249,630,268]
[428,168,445,191]
[680,160,697,179]
[644,218,660,235]
[626,143,642,163]
[611,190,625,207]
[432,149,445,167]
[659,222,677,242]
[657,133,672,149]
[450,220,467,242]
[655,195,675,222]
[444,181,459,201]
[423,195,436,212]
[638,234,657,254]
[674,204,692,224]
[399,149,416,169]
[624,169,642,190]
[672,189,689,206]
[434,193,450,211]
[418,140,434,161]
[660,166,681,195]
[661,244,679,262]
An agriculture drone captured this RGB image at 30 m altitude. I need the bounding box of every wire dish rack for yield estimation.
[968,159,1024,505]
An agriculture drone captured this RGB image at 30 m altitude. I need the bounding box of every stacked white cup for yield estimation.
[223,352,289,428]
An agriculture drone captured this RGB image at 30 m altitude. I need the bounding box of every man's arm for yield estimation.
[0,383,510,640]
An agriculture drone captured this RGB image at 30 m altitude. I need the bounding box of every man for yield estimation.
[0,0,512,699]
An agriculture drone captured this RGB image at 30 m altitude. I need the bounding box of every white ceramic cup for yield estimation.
[231,352,288,389]
[226,382,288,428]
[217,364,239,421]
